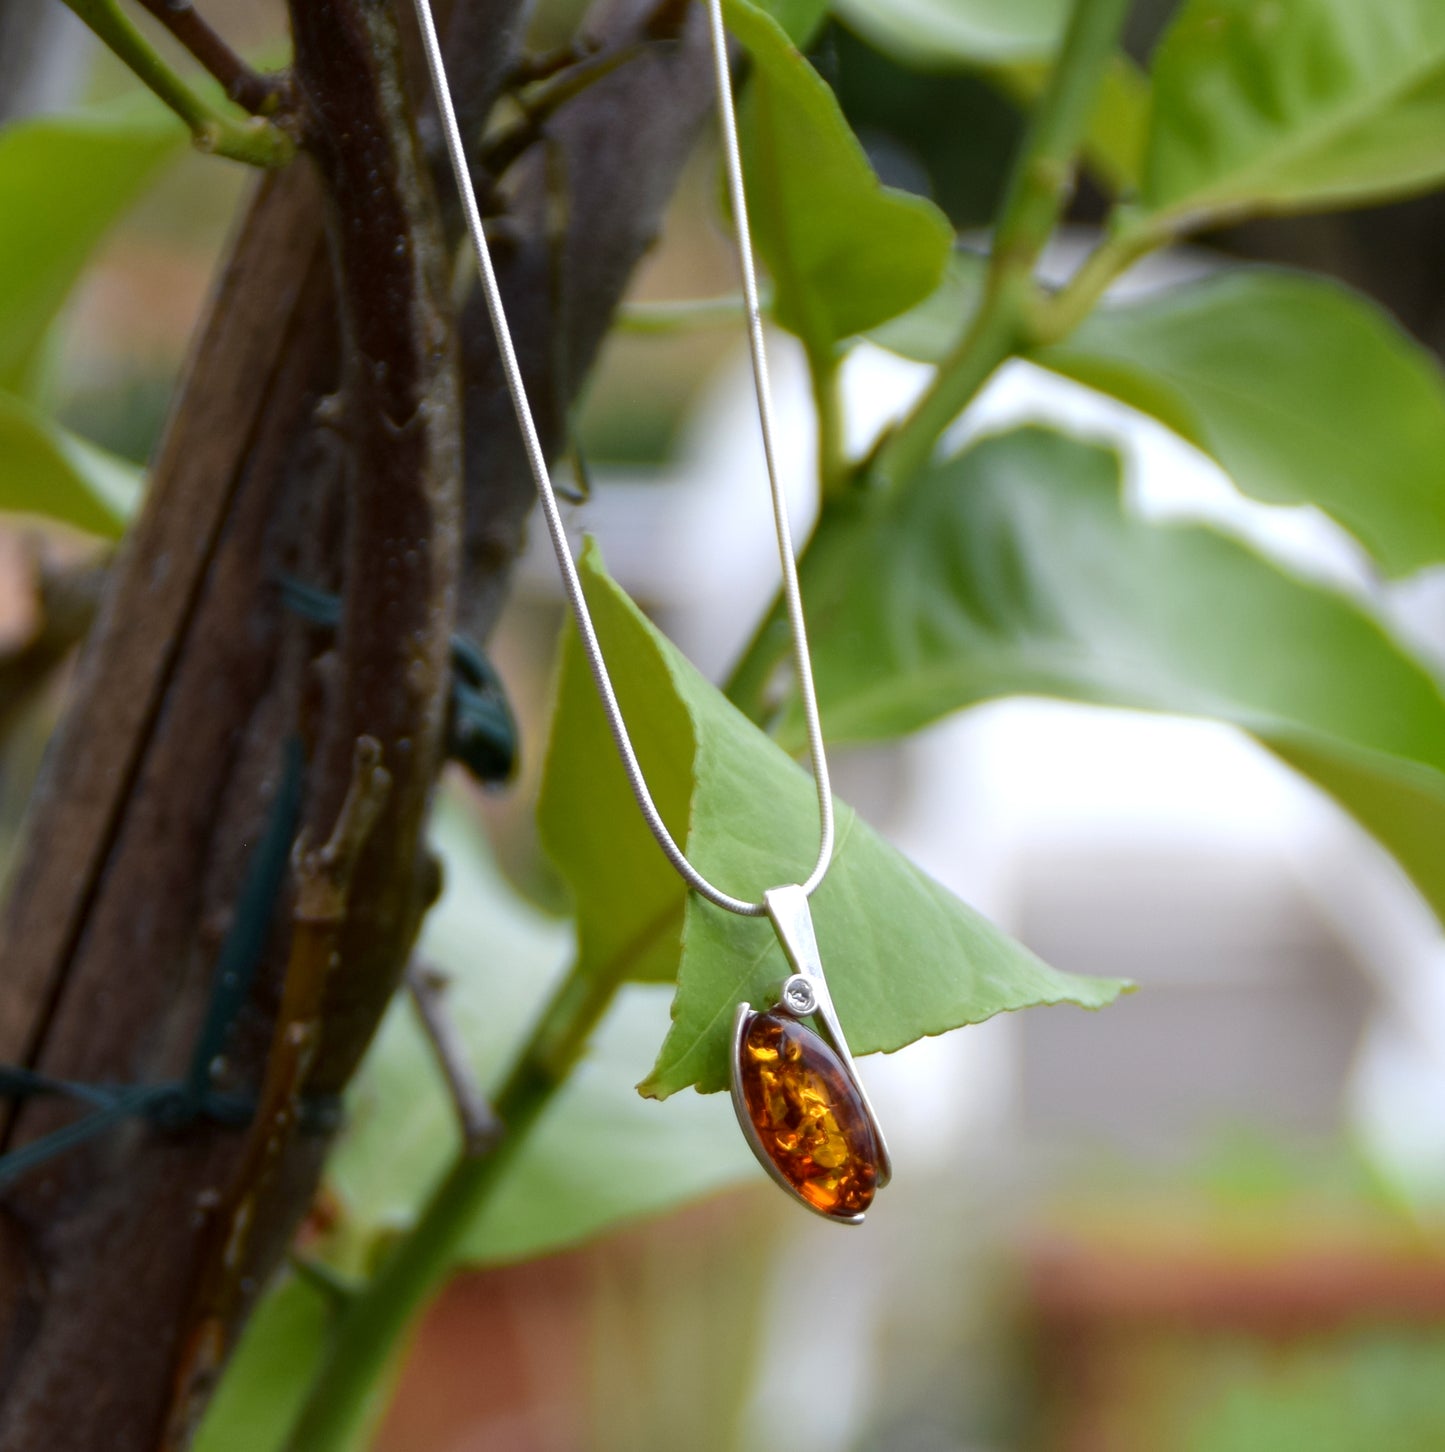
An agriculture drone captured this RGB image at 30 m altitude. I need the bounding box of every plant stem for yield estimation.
[60,0,294,167]
[812,352,847,501]
[281,959,622,1452]
[992,0,1135,276]
[866,269,1031,493]
[725,591,790,720]
[615,290,770,334]
[871,0,1134,492]
[1028,212,1163,343]
[132,0,284,115]
[407,961,501,1155]
[727,0,1134,715]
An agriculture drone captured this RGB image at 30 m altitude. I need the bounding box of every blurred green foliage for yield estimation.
[832,0,1148,194]
[195,1274,333,1452]
[1190,1333,1445,1452]
[0,91,179,526]
[1033,269,1445,576]
[0,388,139,535]
[835,0,1073,67]
[0,92,181,394]
[827,25,1023,227]
[797,428,1445,927]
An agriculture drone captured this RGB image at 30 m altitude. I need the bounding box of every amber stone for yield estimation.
[738,1011,879,1218]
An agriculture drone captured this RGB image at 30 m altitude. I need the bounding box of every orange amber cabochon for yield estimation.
[738,1011,879,1219]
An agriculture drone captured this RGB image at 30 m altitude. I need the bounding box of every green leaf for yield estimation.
[725,0,955,360]
[752,0,830,45]
[833,0,1148,191]
[543,541,1125,1101]
[867,247,987,363]
[327,793,754,1265]
[0,94,184,393]
[833,0,1069,67]
[538,589,690,987]
[1142,0,1445,224]
[1031,269,1445,578]
[801,426,1445,925]
[0,388,141,535]
[1273,739,1445,928]
[192,1274,333,1452]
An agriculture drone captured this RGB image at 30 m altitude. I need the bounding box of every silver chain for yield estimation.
[411,0,834,918]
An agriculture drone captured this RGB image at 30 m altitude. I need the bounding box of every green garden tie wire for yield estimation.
[0,738,339,1186]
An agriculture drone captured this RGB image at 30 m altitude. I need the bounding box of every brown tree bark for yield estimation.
[0,0,713,1447]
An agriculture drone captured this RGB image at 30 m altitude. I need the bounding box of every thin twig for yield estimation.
[132,0,287,115]
[480,39,651,178]
[287,1253,361,1309]
[504,38,601,87]
[406,961,500,1155]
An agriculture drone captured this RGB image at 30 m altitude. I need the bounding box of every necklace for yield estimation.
[412,0,890,1222]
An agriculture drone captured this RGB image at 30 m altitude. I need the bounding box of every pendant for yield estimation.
[729,884,891,1224]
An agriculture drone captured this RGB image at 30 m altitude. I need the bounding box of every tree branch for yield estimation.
[0,0,716,1445]
[282,0,460,1101]
[0,166,336,1452]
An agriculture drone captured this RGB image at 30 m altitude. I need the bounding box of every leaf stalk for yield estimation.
[812,352,847,500]
[1028,213,1165,345]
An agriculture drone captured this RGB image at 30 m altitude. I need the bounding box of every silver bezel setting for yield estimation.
[727,884,892,1225]
[729,1001,867,1227]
